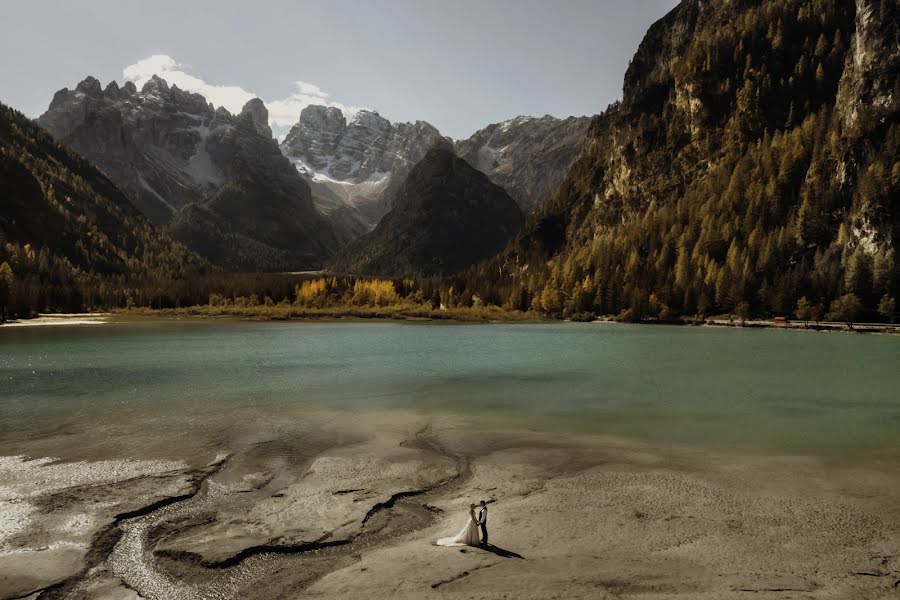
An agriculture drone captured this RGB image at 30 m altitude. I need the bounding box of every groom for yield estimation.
[477,500,488,545]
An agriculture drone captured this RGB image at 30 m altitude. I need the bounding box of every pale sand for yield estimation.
[0,314,110,327]
[1,411,898,600]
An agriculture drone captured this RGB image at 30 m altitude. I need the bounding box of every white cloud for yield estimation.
[122,54,362,139]
[294,81,327,97]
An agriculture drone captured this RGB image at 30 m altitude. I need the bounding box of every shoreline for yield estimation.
[3,309,897,335]
[1,412,898,599]
[0,313,112,328]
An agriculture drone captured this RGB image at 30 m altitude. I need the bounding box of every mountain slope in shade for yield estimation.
[466,0,898,318]
[0,101,206,311]
[454,115,592,213]
[330,148,524,277]
[37,76,337,271]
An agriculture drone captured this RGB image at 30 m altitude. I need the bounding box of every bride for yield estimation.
[436,503,480,546]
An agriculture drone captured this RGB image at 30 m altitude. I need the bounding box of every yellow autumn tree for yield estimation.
[351,279,399,306]
[295,278,329,307]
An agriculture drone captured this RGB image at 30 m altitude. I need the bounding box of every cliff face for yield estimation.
[329,148,523,277]
[37,77,337,271]
[833,0,899,259]
[836,0,898,134]
[469,0,898,318]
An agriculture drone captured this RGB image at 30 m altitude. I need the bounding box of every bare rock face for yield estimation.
[240,97,272,139]
[832,0,899,257]
[281,106,450,232]
[454,115,592,214]
[282,108,446,186]
[37,77,337,271]
[285,105,346,169]
[836,0,898,134]
[39,75,233,222]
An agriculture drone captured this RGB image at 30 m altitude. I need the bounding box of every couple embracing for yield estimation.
[437,500,489,547]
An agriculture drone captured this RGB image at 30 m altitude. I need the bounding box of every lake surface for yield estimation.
[1,320,898,460]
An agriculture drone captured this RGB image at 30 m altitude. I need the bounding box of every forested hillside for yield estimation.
[0,102,208,318]
[461,0,898,321]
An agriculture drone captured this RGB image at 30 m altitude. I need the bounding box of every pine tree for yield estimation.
[878,295,896,329]
[0,261,14,321]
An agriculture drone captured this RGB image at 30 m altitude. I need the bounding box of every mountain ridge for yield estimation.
[37,76,338,271]
[280,105,591,233]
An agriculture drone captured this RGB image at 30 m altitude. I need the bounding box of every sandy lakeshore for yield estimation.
[1,411,898,600]
[0,314,111,328]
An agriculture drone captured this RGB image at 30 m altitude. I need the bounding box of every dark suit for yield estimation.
[477,506,488,544]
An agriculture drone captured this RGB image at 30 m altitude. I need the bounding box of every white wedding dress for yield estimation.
[436,508,480,546]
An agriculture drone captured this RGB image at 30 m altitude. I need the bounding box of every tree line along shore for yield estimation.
[7,272,895,332]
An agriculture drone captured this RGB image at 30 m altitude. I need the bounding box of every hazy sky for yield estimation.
[1,1,678,139]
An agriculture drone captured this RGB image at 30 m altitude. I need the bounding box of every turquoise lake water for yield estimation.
[1,320,898,459]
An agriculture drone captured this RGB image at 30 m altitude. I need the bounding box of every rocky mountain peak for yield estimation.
[141,74,170,94]
[75,75,102,97]
[282,105,347,170]
[298,104,347,133]
[103,80,121,99]
[36,74,338,271]
[308,104,345,121]
[47,88,71,111]
[348,109,390,130]
[280,104,451,229]
[241,98,272,138]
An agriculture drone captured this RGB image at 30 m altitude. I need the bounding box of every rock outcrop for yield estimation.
[240,98,272,138]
